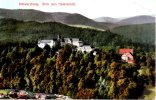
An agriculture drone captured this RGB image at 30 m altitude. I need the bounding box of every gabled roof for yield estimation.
[119,49,133,54]
[38,40,54,43]
[72,38,79,41]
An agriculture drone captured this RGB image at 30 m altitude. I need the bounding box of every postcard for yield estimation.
[0,0,155,99]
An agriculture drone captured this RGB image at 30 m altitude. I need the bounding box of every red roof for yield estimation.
[119,49,133,54]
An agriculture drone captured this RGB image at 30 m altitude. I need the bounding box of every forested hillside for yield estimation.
[0,18,154,52]
[111,23,155,45]
[0,44,155,99]
[0,18,118,47]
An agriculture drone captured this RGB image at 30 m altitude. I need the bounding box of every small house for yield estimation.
[119,49,134,63]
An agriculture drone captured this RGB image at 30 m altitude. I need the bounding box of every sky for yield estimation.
[0,0,155,19]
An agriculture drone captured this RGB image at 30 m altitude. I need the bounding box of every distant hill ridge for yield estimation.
[94,15,155,28]
[0,8,155,46]
[0,8,155,29]
[0,8,108,30]
[117,15,155,25]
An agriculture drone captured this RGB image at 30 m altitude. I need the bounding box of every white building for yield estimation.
[38,38,83,48]
[38,35,93,53]
[38,40,56,48]
[77,45,93,53]
[78,41,83,47]
[64,38,72,44]
[72,38,80,47]
[71,38,83,47]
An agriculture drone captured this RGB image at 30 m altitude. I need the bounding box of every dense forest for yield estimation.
[111,23,155,45]
[0,18,155,99]
[0,43,155,99]
[0,18,120,46]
